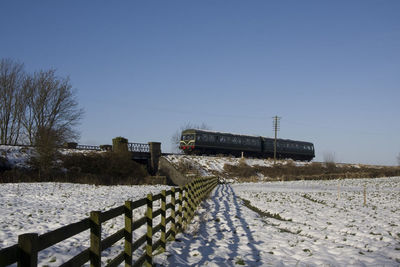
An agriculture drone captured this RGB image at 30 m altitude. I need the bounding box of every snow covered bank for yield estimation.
[164,154,400,183]
[0,145,102,170]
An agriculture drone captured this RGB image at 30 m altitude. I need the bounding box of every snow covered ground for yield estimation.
[1,178,399,266]
[0,183,170,266]
[0,145,103,170]
[155,177,400,266]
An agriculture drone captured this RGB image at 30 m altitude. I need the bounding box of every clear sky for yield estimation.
[1,1,399,165]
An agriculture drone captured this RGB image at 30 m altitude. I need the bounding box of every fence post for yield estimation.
[18,233,38,267]
[145,194,153,267]
[187,183,194,221]
[192,180,198,208]
[90,211,102,267]
[124,201,133,267]
[161,190,166,252]
[178,186,183,232]
[194,179,200,207]
[171,187,176,240]
[183,187,189,229]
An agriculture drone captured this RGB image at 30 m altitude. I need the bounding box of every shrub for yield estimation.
[223,161,257,178]
[0,156,11,172]
[62,152,148,183]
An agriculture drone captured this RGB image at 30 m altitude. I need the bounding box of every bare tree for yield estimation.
[0,59,26,145]
[22,69,84,145]
[171,122,211,152]
[30,126,63,177]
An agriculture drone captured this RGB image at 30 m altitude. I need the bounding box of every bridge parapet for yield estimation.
[128,143,150,153]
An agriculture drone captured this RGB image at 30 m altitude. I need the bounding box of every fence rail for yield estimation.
[0,176,218,266]
[75,144,101,151]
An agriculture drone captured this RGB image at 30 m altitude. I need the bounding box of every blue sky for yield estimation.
[1,1,399,165]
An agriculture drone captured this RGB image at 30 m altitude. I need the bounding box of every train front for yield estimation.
[179,130,196,154]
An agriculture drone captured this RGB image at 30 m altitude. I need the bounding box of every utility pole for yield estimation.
[272,116,281,164]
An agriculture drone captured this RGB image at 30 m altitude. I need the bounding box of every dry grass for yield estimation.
[223,161,400,182]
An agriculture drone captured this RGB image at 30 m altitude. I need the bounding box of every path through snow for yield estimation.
[154,184,267,266]
[154,182,400,266]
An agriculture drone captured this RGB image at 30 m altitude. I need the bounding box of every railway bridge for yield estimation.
[73,139,165,175]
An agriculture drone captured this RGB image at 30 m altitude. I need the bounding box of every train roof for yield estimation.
[181,129,314,145]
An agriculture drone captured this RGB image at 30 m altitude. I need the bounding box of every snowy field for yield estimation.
[231,177,400,266]
[0,183,170,266]
[155,177,400,266]
[1,177,400,266]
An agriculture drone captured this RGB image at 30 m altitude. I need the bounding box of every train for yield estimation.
[179,129,315,161]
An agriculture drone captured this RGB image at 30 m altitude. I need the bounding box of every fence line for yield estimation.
[0,176,218,267]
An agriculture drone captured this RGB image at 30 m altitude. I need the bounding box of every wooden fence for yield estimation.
[0,176,219,267]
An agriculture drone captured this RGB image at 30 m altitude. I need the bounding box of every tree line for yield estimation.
[0,58,83,147]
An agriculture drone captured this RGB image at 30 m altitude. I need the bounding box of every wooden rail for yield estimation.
[0,176,218,266]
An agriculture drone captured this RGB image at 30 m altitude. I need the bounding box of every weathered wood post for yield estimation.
[112,137,128,153]
[171,187,176,240]
[145,194,153,267]
[124,201,133,266]
[187,183,194,221]
[90,211,102,267]
[183,187,189,229]
[161,190,166,252]
[148,142,161,175]
[178,187,183,232]
[18,233,38,267]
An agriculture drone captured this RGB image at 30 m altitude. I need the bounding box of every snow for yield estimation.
[1,151,400,266]
[0,145,103,169]
[0,145,33,169]
[0,183,169,266]
[155,177,400,266]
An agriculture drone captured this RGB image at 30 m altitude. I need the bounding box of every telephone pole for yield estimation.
[272,116,281,164]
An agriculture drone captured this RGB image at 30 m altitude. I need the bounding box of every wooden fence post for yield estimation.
[188,183,194,221]
[171,187,176,240]
[178,186,183,232]
[193,180,199,208]
[183,187,189,229]
[145,194,153,267]
[18,233,38,267]
[90,211,102,267]
[124,201,133,267]
[161,190,166,252]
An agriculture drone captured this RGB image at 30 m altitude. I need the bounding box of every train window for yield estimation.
[182,135,193,140]
[209,135,215,142]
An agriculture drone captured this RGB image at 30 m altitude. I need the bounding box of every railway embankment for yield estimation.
[163,155,400,182]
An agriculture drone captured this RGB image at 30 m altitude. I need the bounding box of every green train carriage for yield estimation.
[180,129,315,161]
